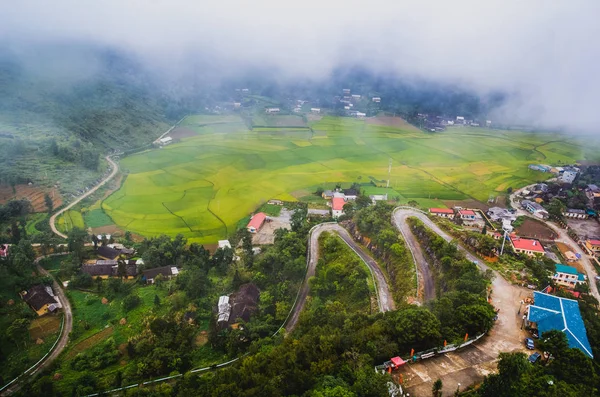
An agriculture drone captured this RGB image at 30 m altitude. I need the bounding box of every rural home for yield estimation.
[307,209,330,218]
[458,209,476,220]
[107,243,135,256]
[521,200,549,219]
[526,291,593,358]
[342,88,350,94]
[218,240,232,249]
[310,108,320,113]
[355,112,366,118]
[265,108,280,113]
[229,283,260,324]
[97,246,120,260]
[142,266,180,284]
[372,97,381,103]
[510,236,545,256]
[351,94,361,99]
[563,209,589,219]
[322,190,334,199]
[332,197,346,218]
[21,284,58,316]
[247,212,267,233]
[486,120,492,126]
[586,184,600,200]
[552,264,586,288]
[267,199,284,206]
[487,207,517,222]
[81,260,138,279]
[369,194,388,204]
[561,170,578,184]
[429,208,455,218]
[584,239,600,256]
[342,189,358,200]
[217,295,231,327]
[158,136,172,146]
[456,116,465,123]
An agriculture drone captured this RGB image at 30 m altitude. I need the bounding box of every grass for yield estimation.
[56,210,85,233]
[102,115,585,243]
[84,209,114,228]
[258,203,282,217]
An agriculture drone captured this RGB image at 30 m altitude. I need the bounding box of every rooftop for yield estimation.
[555,264,578,275]
[527,291,593,358]
[332,197,345,211]
[587,239,600,246]
[430,208,454,214]
[459,209,475,216]
[22,284,57,311]
[510,236,545,253]
[247,212,267,230]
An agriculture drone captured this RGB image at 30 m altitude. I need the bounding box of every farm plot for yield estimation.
[252,114,308,128]
[104,115,584,243]
[56,210,85,233]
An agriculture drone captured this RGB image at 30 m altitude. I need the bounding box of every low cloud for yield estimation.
[2,1,600,132]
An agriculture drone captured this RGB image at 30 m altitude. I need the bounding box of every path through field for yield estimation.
[391,208,529,396]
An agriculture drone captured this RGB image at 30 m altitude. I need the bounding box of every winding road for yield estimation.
[285,223,394,333]
[1,254,72,396]
[49,155,119,239]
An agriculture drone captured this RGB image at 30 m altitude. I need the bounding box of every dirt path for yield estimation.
[49,155,119,239]
[1,254,72,396]
[285,223,394,332]
[392,208,529,396]
[509,185,600,302]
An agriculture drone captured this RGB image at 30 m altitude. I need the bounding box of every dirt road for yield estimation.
[1,254,72,396]
[285,223,394,333]
[392,208,529,396]
[49,155,119,239]
[510,186,600,302]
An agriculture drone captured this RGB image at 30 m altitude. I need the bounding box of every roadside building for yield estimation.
[355,112,366,118]
[372,97,381,103]
[584,239,600,256]
[247,212,267,233]
[458,209,476,220]
[487,207,517,222]
[142,266,180,284]
[369,194,388,204]
[563,209,589,219]
[342,188,358,200]
[561,170,578,184]
[265,108,280,113]
[521,200,549,219]
[158,136,172,146]
[510,236,545,256]
[526,291,593,358]
[552,264,586,288]
[310,108,321,113]
[332,197,346,218]
[456,116,465,124]
[429,208,455,218]
[21,285,58,316]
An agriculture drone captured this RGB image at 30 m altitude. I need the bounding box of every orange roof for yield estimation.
[510,236,545,253]
[459,209,475,216]
[332,197,346,211]
[247,212,266,229]
[430,208,454,214]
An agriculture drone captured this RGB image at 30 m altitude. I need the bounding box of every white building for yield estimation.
[310,108,321,113]
[217,295,231,325]
[351,94,361,99]
[372,97,381,103]
[159,136,173,145]
[369,194,388,204]
[456,116,465,123]
[265,108,280,113]
[356,112,366,118]
[521,200,549,219]
[218,240,232,249]
[561,170,578,184]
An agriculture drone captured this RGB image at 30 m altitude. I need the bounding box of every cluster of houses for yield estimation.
[428,207,486,229]
[416,114,492,132]
[319,188,387,218]
[336,88,379,118]
[528,164,580,185]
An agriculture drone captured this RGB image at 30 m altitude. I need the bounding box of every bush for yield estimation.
[122,294,141,312]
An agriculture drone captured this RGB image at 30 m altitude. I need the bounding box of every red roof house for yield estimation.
[458,209,476,219]
[247,212,267,233]
[332,197,346,218]
[510,236,545,256]
[429,208,455,218]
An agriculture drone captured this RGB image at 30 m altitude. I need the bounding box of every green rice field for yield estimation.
[103,114,589,243]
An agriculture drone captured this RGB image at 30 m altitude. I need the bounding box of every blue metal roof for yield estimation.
[578,273,586,282]
[554,264,578,275]
[527,292,593,358]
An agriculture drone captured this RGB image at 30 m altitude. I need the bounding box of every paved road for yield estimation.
[509,185,600,302]
[1,254,72,396]
[49,155,119,239]
[285,223,394,333]
[391,208,528,396]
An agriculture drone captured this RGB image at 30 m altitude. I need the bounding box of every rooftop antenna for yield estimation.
[387,158,392,188]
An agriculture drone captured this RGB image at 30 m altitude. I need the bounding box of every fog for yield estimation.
[2,0,600,132]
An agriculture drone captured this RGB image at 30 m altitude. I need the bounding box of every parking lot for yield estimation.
[566,218,600,240]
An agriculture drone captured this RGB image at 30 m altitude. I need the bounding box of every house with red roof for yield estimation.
[429,208,455,219]
[247,212,267,233]
[584,239,600,257]
[332,197,346,218]
[510,236,545,256]
[458,209,476,220]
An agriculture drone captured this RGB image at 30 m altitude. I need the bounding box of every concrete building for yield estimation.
[429,208,455,218]
[510,236,545,256]
[552,264,586,288]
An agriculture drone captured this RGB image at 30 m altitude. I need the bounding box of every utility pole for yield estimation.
[500,229,509,256]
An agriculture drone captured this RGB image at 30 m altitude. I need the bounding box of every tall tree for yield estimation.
[68,227,88,263]
[44,193,53,213]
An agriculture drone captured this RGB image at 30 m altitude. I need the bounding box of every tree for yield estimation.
[537,330,569,360]
[315,187,324,196]
[547,198,566,219]
[291,208,306,232]
[432,379,443,397]
[123,294,141,311]
[154,294,161,306]
[7,318,30,347]
[67,227,88,263]
[44,193,53,213]
[482,225,487,235]
[355,194,372,210]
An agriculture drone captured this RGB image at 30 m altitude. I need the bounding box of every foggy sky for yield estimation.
[2,1,600,132]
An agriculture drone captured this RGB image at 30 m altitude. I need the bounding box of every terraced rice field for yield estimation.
[103,114,584,243]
